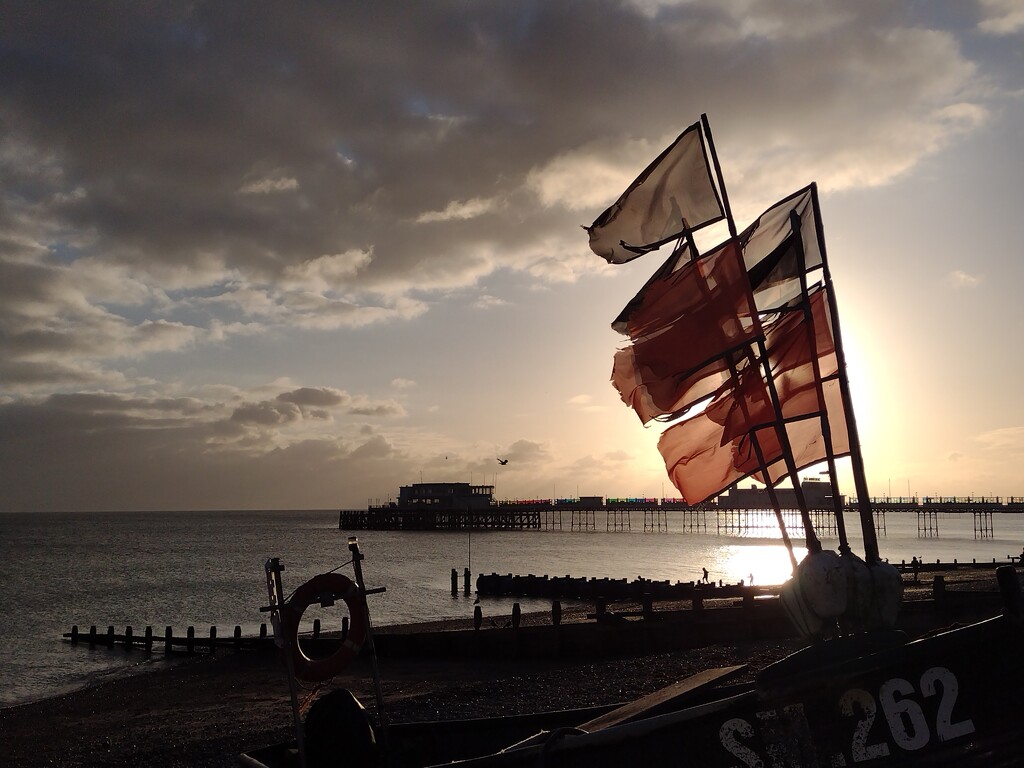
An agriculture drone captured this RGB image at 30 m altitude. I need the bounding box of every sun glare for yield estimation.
[716,543,804,587]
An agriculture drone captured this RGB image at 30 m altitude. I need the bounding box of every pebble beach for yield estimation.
[1,568,1006,768]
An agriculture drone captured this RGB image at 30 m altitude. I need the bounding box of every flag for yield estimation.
[612,184,824,334]
[657,286,845,503]
[657,367,774,504]
[743,378,850,487]
[739,185,824,312]
[610,240,762,424]
[586,121,724,264]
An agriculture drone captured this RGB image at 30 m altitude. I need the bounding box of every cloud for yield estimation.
[978,0,1024,35]
[416,197,500,223]
[502,439,551,466]
[472,294,508,309]
[0,2,1010,510]
[277,386,352,408]
[390,378,417,389]
[238,176,299,195]
[231,400,302,426]
[946,270,983,288]
[348,400,406,417]
[975,426,1024,452]
[281,250,373,291]
[567,394,607,413]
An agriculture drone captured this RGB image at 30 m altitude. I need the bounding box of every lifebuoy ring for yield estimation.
[281,573,367,682]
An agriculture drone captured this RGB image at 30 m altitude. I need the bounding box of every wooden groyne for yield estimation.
[475,573,769,602]
[64,623,282,654]
[474,556,1023,602]
[63,563,1019,663]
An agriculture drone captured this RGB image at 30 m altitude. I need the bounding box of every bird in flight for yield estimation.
[496,458,509,465]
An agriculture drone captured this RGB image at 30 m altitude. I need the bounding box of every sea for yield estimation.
[2,508,1023,709]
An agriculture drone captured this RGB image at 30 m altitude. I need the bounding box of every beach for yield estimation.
[0,632,805,768]
[1,570,1003,768]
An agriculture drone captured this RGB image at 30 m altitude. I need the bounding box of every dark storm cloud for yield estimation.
[3,1,634,284]
[1,1,989,303]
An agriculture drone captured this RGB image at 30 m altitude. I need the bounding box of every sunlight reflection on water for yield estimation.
[3,508,1024,707]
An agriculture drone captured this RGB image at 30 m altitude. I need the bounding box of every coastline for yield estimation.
[1,569,1004,768]
[0,630,804,768]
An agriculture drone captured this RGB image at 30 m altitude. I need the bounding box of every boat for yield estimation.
[241,115,1024,767]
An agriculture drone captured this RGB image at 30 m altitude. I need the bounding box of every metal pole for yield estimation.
[789,209,851,555]
[347,538,389,737]
[809,185,880,562]
[264,558,307,768]
[694,118,804,565]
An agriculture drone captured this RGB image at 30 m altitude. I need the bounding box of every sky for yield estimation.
[1,1,1023,512]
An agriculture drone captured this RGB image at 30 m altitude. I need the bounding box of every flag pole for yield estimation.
[702,113,820,555]
[701,113,815,560]
[789,210,851,555]
[808,184,880,563]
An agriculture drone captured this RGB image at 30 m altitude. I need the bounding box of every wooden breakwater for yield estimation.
[63,623,281,654]
[475,556,1024,602]
[476,573,769,602]
[62,574,1010,663]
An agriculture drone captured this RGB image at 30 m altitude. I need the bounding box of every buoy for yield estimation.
[281,573,367,682]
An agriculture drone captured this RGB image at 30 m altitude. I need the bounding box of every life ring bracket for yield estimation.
[281,572,368,682]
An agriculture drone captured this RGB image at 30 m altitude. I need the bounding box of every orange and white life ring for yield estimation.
[281,573,367,682]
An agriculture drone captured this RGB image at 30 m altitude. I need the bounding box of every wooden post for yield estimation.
[260,623,267,640]
[89,625,97,646]
[233,625,242,652]
[451,568,458,595]
[124,625,133,649]
[313,618,321,639]
[71,625,79,645]
[596,598,607,621]
[106,625,115,647]
[463,567,471,596]
[209,625,217,654]
[165,626,173,654]
[473,605,482,630]
[552,600,562,626]
[642,593,653,621]
[144,626,153,653]
[342,616,349,641]
[997,565,1021,618]
[186,626,195,654]
[512,602,521,629]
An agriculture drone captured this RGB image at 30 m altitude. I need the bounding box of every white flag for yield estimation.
[586,120,724,264]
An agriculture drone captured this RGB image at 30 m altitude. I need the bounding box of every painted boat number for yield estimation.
[719,666,975,767]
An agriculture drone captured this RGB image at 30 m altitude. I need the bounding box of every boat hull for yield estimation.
[240,613,1024,768]
[452,615,1023,768]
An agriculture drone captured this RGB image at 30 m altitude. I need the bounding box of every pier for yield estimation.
[341,484,1024,537]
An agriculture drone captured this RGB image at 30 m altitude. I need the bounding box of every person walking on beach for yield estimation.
[702,567,709,583]
[911,556,920,582]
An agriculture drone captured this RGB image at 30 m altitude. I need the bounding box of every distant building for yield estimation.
[717,479,842,509]
[396,482,495,510]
